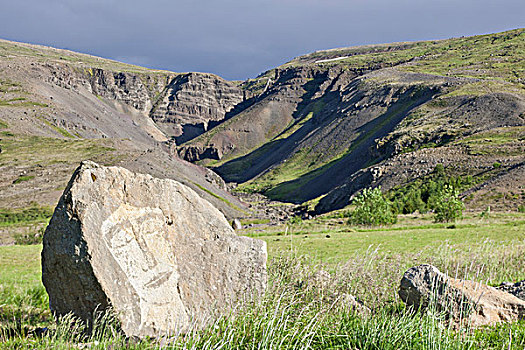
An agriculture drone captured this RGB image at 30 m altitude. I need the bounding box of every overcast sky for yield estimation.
[0,0,523,80]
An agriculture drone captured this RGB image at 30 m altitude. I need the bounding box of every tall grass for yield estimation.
[1,241,524,349]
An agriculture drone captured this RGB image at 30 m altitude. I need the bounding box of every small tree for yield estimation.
[349,187,397,226]
[433,185,464,223]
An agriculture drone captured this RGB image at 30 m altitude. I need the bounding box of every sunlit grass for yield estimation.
[1,212,524,348]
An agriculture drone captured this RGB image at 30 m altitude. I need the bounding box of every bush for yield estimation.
[349,187,397,226]
[288,215,303,225]
[433,185,464,223]
[387,167,473,215]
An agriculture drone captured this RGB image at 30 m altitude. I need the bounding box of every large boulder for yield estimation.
[42,161,267,338]
[399,264,525,327]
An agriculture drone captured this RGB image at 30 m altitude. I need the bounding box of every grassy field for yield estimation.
[0,133,116,168]
[247,212,525,263]
[1,212,524,348]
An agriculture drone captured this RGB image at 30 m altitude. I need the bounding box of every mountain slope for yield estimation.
[1,28,524,225]
[0,39,247,220]
[179,28,525,212]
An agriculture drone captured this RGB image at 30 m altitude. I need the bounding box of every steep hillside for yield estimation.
[0,39,247,220]
[1,28,524,225]
[178,29,525,212]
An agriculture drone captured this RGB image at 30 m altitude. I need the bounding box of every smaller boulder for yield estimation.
[399,264,525,327]
[231,219,242,230]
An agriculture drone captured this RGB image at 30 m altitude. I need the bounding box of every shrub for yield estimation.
[433,185,465,223]
[349,187,397,226]
[492,162,501,169]
[288,215,303,225]
[387,169,473,215]
[401,189,426,214]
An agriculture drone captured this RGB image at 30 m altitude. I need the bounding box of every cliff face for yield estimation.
[44,64,245,143]
[150,73,244,143]
[88,68,169,112]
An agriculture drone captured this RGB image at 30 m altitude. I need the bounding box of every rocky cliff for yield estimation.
[150,73,244,143]
[44,62,245,143]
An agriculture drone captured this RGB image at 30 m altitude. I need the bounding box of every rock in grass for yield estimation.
[399,264,525,327]
[231,218,242,230]
[42,161,267,338]
[497,280,525,301]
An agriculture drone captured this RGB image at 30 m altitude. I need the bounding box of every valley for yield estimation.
[0,28,524,349]
[1,29,524,228]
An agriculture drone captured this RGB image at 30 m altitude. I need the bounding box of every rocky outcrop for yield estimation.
[177,144,223,162]
[88,68,169,112]
[399,265,525,327]
[46,64,169,112]
[497,280,525,301]
[42,161,267,338]
[150,73,245,143]
[46,63,245,143]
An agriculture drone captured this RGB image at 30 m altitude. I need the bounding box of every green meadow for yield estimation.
[1,212,524,348]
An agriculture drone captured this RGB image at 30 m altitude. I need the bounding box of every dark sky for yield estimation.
[1,0,523,80]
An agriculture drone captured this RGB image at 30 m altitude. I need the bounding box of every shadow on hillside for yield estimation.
[215,73,339,183]
[265,88,437,203]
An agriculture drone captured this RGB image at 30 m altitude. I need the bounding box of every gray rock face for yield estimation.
[88,68,167,112]
[42,161,267,338]
[497,280,525,301]
[47,65,244,143]
[399,265,525,327]
[177,145,223,162]
[150,73,244,143]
